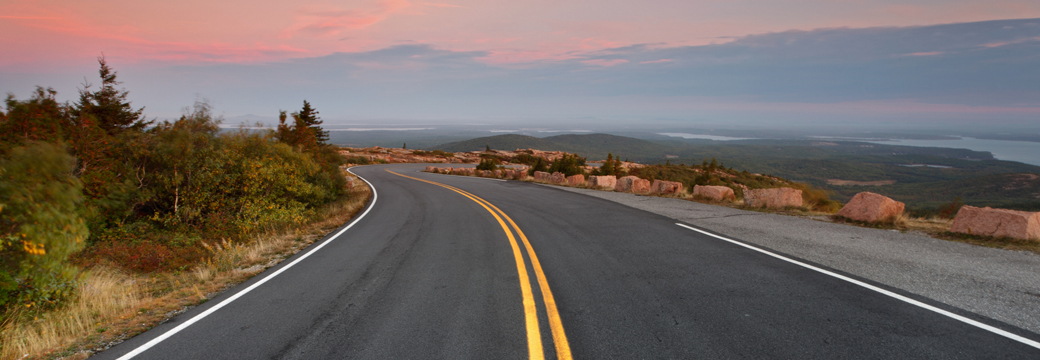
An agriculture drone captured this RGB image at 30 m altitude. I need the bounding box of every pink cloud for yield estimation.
[281,0,412,39]
[417,2,465,8]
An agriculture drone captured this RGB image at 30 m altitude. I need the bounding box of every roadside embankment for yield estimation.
[0,170,373,360]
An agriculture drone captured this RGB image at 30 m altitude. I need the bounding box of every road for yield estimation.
[96,164,1040,359]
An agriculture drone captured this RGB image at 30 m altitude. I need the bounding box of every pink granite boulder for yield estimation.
[617,176,651,193]
[744,187,803,209]
[693,185,735,202]
[425,166,436,172]
[493,170,502,178]
[651,180,684,195]
[566,174,585,186]
[533,171,551,182]
[587,175,617,190]
[836,192,905,223]
[951,206,1040,240]
[550,172,567,185]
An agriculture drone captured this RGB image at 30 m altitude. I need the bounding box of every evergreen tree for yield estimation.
[75,56,150,135]
[292,100,328,146]
[600,153,615,175]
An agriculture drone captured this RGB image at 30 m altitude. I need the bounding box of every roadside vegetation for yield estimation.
[0,58,365,358]
[433,133,1040,213]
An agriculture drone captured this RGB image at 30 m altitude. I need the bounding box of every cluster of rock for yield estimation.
[950,206,1040,240]
[341,147,463,164]
[425,166,531,180]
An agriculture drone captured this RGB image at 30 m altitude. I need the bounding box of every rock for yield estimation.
[744,187,803,208]
[464,168,476,176]
[617,176,651,193]
[493,170,502,178]
[951,206,1040,240]
[651,180,684,195]
[587,175,617,190]
[693,185,735,201]
[534,171,551,182]
[566,174,585,186]
[550,172,567,184]
[836,192,905,223]
[478,170,491,177]
[425,166,436,172]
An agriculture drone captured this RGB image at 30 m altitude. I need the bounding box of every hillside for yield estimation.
[434,134,565,153]
[431,133,1040,212]
[434,133,673,160]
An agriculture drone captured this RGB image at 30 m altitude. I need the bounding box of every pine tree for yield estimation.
[75,56,150,135]
[293,100,328,146]
[600,153,615,175]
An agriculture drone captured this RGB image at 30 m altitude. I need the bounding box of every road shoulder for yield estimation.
[547,185,1040,335]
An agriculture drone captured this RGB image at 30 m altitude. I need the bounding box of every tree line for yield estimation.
[0,58,347,311]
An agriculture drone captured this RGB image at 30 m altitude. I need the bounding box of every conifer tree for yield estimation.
[600,153,615,175]
[75,56,150,134]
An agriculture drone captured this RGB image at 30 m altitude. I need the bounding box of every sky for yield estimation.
[2,0,1040,128]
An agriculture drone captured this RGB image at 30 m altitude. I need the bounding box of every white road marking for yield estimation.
[115,168,378,359]
[676,223,1040,350]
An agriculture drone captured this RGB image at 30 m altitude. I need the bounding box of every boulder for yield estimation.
[493,170,502,178]
[651,180,684,195]
[464,168,476,176]
[534,171,551,182]
[452,168,466,175]
[951,206,1040,240]
[617,176,651,193]
[425,166,436,172]
[479,170,491,177]
[550,172,567,185]
[693,185,736,202]
[744,187,803,209]
[836,192,905,223]
[588,175,617,190]
[566,174,585,186]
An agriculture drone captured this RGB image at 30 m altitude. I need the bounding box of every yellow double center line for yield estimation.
[386,169,571,360]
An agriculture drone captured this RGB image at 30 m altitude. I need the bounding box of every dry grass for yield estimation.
[1,170,372,360]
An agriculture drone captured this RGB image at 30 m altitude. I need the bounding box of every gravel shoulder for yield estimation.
[550,186,1040,335]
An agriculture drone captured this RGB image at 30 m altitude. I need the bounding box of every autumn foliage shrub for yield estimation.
[0,142,88,311]
[1,58,349,315]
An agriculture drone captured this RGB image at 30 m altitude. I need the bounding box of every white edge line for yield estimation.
[675,223,1040,350]
[116,168,378,360]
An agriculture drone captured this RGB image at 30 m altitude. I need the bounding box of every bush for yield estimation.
[0,142,88,311]
[547,154,586,176]
[476,158,497,171]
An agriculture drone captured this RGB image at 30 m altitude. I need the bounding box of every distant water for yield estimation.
[659,133,753,141]
[865,137,1040,167]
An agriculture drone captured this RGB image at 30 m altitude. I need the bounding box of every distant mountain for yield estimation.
[432,133,673,160]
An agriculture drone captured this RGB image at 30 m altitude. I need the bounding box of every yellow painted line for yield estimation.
[387,169,572,360]
[385,169,544,360]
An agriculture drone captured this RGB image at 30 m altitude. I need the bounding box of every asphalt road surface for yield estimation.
[96,164,1040,359]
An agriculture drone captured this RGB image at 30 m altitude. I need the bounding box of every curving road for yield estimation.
[96,164,1040,359]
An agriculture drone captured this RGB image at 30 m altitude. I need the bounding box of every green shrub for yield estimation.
[0,142,88,311]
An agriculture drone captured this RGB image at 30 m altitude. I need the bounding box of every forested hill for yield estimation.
[433,133,672,160]
[432,132,1040,211]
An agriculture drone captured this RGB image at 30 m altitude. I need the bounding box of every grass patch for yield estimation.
[1,170,372,360]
